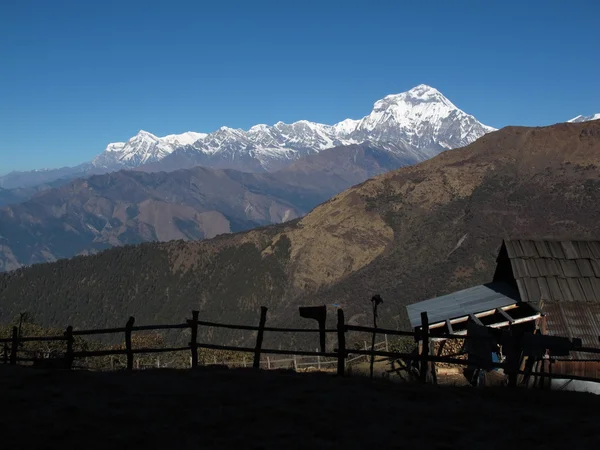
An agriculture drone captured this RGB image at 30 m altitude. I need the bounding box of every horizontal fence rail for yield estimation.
[3,306,600,389]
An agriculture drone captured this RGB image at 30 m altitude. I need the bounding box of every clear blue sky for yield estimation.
[1,0,598,174]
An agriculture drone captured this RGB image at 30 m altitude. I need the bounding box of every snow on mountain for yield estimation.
[92,131,206,169]
[161,131,207,146]
[88,85,497,173]
[568,114,600,123]
[351,84,495,156]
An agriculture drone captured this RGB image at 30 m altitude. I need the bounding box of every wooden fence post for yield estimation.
[385,334,389,352]
[64,325,74,370]
[317,349,321,370]
[420,312,429,383]
[293,355,297,371]
[10,326,18,365]
[337,309,346,376]
[267,357,271,370]
[125,316,135,371]
[189,310,199,369]
[253,306,268,369]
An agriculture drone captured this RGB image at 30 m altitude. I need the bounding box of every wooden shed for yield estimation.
[499,239,600,382]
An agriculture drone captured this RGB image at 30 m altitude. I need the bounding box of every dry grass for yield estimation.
[2,365,600,449]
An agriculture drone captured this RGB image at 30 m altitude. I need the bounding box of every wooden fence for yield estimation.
[2,307,600,388]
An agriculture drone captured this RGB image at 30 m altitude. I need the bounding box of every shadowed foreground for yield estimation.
[2,366,599,449]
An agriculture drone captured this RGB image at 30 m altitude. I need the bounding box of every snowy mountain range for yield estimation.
[0,85,495,188]
[568,114,600,123]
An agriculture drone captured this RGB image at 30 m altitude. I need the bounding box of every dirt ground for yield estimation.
[2,365,599,449]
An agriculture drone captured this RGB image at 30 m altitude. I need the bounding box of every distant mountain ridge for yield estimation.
[0,85,494,189]
[2,120,599,339]
[0,143,405,272]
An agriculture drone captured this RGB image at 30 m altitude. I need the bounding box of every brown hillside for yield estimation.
[1,121,600,343]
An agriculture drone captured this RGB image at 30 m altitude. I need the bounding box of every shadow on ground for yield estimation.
[2,365,599,449]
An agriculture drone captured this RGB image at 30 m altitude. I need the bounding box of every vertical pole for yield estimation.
[293,355,297,371]
[253,306,268,369]
[317,349,321,370]
[243,357,247,368]
[125,316,135,371]
[189,310,199,369]
[385,334,389,352]
[420,312,429,383]
[267,357,271,370]
[156,357,160,369]
[10,326,18,365]
[64,325,74,370]
[336,309,346,376]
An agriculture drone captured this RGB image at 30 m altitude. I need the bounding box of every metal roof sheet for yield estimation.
[407,282,520,328]
[543,302,600,360]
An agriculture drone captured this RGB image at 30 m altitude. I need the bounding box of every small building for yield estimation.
[407,239,600,391]
[500,239,600,392]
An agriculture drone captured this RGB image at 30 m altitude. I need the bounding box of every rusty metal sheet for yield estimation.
[542,302,600,360]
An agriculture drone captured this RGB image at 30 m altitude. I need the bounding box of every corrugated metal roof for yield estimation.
[543,302,600,360]
[505,239,600,303]
[407,282,520,328]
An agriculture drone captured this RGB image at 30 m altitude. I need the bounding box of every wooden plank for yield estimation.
[420,312,429,383]
[496,308,515,323]
[72,327,127,336]
[10,327,18,365]
[189,311,199,369]
[469,314,483,326]
[253,307,268,369]
[561,241,580,259]
[575,259,595,277]
[125,316,135,371]
[445,319,454,335]
[17,335,67,342]
[344,324,416,338]
[337,309,346,376]
[64,326,74,370]
[132,323,189,331]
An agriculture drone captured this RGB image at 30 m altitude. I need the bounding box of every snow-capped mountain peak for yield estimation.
[568,114,600,123]
[161,131,207,147]
[90,84,495,172]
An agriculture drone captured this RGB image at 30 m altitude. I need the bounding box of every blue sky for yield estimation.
[1,0,598,174]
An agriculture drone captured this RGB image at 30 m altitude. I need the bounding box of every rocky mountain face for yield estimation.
[1,85,494,189]
[2,121,599,343]
[0,143,404,272]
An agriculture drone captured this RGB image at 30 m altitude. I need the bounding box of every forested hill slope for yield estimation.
[2,121,600,346]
